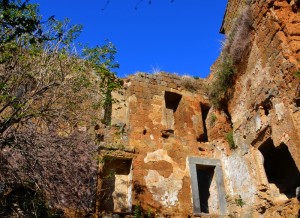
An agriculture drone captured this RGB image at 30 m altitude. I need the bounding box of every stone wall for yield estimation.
[97,0,300,217]
[226,0,300,216]
[121,73,206,216]
[97,73,238,217]
[220,0,245,34]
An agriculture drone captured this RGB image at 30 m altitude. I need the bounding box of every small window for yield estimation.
[197,104,210,142]
[100,158,133,213]
[164,91,182,130]
[261,100,272,116]
[165,91,182,111]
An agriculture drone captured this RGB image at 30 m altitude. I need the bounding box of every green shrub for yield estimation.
[209,113,217,126]
[133,203,142,218]
[226,130,236,149]
[0,186,64,218]
[235,195,245,207]
[208,1,252,108]
[208,57,235,108]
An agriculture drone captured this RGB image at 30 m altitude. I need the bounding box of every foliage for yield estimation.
[235,195,245,207]
[180,75,201,92]
[295,70,300,78]
[209,113,217,126]
[0,185,64,217]
[208,2,252,108]
[0,129,98,213]
[0,0,123,215]
[133,203,142,218]
[83,43,123,125]
[208,57,235,108]
[226,4,252,64]
[0,0,44,44]
[226,130,236,149]
[0,0,123,137]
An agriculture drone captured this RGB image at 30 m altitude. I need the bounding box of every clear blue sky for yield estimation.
[33,0,228,78]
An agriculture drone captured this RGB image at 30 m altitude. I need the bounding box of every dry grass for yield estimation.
[229,4,252,64]
[208,2,253,108]
[180,75,202,92]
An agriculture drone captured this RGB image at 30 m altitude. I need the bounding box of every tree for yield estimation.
[0,0,123,216]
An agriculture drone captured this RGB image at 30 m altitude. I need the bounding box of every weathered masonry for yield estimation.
[96,73,233,217]
[96,0,300,217]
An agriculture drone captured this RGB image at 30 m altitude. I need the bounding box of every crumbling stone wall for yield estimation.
[224,0,300,216]
[98,73,237,217]
[123,73,207,216]
[97,1,300,217]
[220,0,245,34]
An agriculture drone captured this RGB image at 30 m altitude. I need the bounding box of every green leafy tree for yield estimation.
[83,43,123,125]
[0,0,123,140]
[0,0,46,44]
[0,0,123,216]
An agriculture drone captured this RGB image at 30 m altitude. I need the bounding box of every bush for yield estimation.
[180,75,202,92]
[229,4,252,64]
[208,2,252,108]
[208,57,235,107]
[235,195,245,207]
[226,130,236,149]
[133,203,142,218]
[209,113,217,126]
[0,186,64,218]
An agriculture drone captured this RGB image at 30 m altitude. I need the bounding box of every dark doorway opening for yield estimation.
[259,139,300,198]
[196,165,215,213]
[198,104,210,142]
[100,158,132,213]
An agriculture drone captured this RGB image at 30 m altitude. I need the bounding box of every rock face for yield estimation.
[97,0,300,217]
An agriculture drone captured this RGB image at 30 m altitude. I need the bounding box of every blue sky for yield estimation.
[34,0,228,78]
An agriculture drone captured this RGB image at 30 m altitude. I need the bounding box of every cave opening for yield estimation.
[259,138,300,198]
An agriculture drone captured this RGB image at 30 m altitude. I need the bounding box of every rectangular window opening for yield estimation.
[197,103,210,142]
[100,157,133,213]
[164,91,182,131]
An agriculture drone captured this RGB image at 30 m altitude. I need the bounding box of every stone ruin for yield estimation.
[96,0,300,217]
